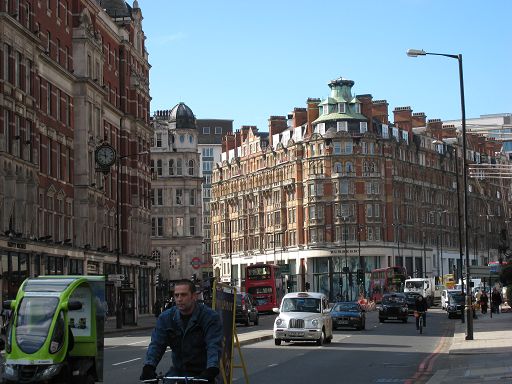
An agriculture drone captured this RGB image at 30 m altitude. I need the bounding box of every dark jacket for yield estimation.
[415,296,428,312]
[144,303,222,376]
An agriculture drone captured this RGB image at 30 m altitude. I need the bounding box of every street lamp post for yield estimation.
[392,223,402,267]
[358,224,366,297]
[408,49,472,338]
[115,150,148,329]
[342,215,350,301]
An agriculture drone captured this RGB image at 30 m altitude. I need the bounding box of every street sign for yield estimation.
[191,257,201,270]
[108,274,125,282]
[469,266,490,278]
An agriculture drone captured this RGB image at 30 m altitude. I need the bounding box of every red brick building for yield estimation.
[0,0,154,322]
[211,77,511,301]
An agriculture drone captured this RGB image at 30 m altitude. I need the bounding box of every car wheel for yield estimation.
[244,315,250,327]
[448,313,452,319]
[379,317,384,323]
[316,329,325,346]
[361,320,366,330]
[402,317,407,323]
[274,338,282,346]
[253,314,259,326]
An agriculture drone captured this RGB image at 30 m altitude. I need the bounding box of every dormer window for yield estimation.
[338,103,346,113]
[354,103,361,113]
[337,121,348,132]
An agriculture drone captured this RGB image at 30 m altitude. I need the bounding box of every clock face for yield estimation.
[95,145,116,167]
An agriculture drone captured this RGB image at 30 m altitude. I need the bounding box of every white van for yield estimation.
[441,289,462,309]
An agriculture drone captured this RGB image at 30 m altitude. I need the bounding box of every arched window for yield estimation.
[177,159,182,175]
[156,159,162,175]
[169,249,178,269]
[151,250,161,269]
[188,160,194,175]
[345,161,353,174]
[334,162,343,173]
[168,159,174,175]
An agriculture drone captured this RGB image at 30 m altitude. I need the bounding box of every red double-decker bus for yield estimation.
[369,266,407,303]
[245,263,283,312]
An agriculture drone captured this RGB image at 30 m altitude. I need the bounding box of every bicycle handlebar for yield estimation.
[141,376,209,383]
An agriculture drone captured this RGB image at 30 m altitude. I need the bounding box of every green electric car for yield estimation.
[1,275,106,383]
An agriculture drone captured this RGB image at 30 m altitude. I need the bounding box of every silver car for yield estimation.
[273,292,333,346]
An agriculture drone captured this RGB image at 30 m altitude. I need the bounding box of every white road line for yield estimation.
[112,357,141,366]
[268,363,278,367]
[127,340,149,345]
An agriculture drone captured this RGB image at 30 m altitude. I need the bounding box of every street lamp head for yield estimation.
[406,49,426,57]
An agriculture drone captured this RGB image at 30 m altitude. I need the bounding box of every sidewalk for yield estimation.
[104,314,157,335]
[427,304,512,383]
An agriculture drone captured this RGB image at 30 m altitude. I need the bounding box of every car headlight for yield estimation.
[311,319,319,327]
[39,364,61,380]
[4,364,15,378]
[275,318,285,327]
[401,307,408,312]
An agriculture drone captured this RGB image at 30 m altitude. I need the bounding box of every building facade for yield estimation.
[210,77,512,301]
[196,118,232,283]
[150,103,203,294]
[0,0,155,323]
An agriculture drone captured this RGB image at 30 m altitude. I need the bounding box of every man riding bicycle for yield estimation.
[140,279,223,383]
[414,294,428,330]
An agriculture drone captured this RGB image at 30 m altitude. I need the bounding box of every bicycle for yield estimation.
[142,375,209,384]
[414,311,426,334]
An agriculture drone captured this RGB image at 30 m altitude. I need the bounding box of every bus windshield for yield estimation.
[246,266,271,280]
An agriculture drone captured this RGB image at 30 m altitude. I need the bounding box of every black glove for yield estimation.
[198,367,220,382]
[140,364,157,381]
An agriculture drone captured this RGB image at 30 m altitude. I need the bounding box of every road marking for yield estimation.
[127,340,149,345]
[112,357,141,366]
[268,363,278,367]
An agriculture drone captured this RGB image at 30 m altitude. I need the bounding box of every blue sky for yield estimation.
[137,0,511,131]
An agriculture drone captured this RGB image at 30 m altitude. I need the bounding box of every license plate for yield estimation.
[287,331,304,337]
[338,320,349,325]
[388,316,397,320]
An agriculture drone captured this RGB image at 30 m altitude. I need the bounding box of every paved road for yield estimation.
[104,314,277,382]
[104,309,454,384]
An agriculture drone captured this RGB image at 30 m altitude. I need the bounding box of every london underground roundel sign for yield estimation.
[191,257,201,270]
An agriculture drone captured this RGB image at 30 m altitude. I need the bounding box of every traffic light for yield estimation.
[349,272,353,287]
[338,277,343,287]
[356,269,364,284]
[287,280,293,290]
[155,273,161,286]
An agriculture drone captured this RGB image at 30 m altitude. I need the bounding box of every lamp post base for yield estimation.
[116,307,123,329]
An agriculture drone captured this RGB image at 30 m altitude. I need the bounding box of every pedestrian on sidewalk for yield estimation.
[491,287,502,314]
[480,290,489,314]
[140,279,222,383]
[153,299,162,317]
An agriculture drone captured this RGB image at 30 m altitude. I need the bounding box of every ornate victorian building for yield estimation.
[150,103,203,288]
[210,77,511,301]
[0,0,154,322]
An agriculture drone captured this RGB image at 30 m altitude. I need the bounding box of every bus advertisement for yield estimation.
[369,266,407,303]
[245,263,283,312]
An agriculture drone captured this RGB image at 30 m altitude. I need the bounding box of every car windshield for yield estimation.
[281,297,321,313]
[449,293,465,304]
[332,302,359,312]
[405,281,423,289]
[382,295,405,304]
[16,296,59,354]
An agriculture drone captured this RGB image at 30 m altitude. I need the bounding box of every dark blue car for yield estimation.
[330,301,366,330]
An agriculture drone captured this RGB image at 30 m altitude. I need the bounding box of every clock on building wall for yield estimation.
[95,143,117,168]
